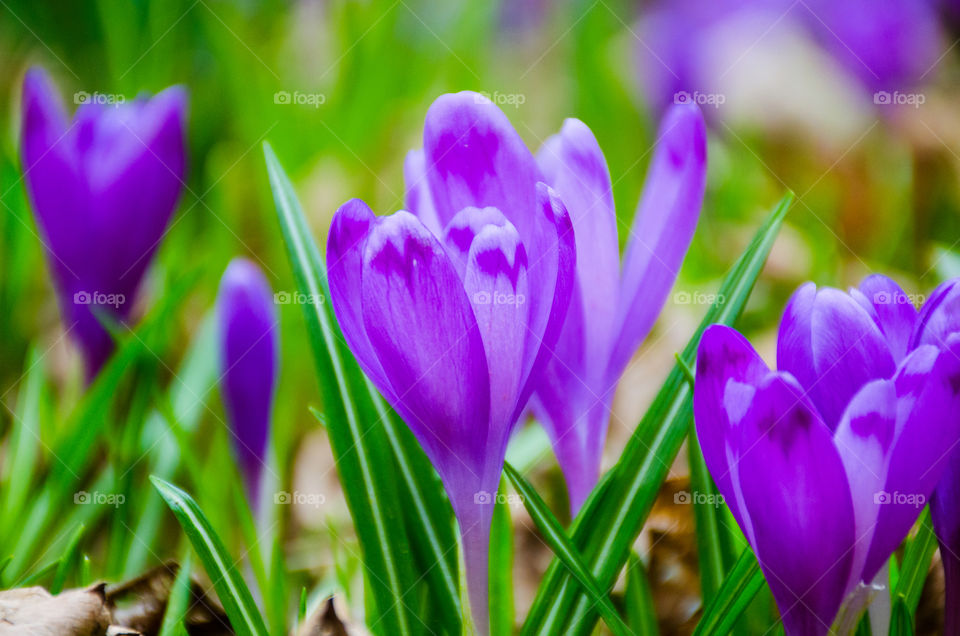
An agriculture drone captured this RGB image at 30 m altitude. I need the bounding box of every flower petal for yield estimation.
[693,324,771,540]
[537,118,620,379]
[912,278,960,350]
[404,148,443,236]
[327,199,395,399]
[777,284,896,431]
[422,91,541,240]
[609,103,707,377]
[359,210,491,490]
[850,274,917,363]
[216,258,279,497]
[736,372,854,636]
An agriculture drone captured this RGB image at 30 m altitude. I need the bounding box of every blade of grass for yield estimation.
[158,555,194,636]
[0,346,44,531]
[890,595,914,636]
[503,462,631,636]
[489,480,514,636]
[50,523,85,594]
[523,193,793,635]
[266,142,435,634]
[893,508,936,615]
[692,548,766,636]
[151,476,268,636]
[625,553,659,635]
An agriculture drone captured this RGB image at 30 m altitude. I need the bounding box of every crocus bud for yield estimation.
[216,258,279,501]
[20,67,187,379]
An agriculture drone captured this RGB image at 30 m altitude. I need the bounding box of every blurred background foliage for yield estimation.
[2,0,960,632]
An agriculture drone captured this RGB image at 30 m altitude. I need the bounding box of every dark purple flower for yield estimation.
[910,278,960,634]
[20,67,187,379]
[327,92,575,634]
[216,258,280,501]
[695,277,960,635]
[528,104,706,512]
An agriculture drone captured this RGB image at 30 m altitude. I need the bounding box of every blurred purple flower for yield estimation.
[695,277,960,635]
[327,92,575,634]
[636,0,944,112]
[20,67,187,379]
[528,104,706,513]
[216,258,279,501]
[910,277,960,634]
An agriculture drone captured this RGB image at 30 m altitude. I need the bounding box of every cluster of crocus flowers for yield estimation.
[529,103,706,513]
[327,92,575,634]
[216,258,280,503]
[694,275,960,635]
[20,67,187,379]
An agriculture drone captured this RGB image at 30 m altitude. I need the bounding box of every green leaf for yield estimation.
[890,595,915,636]
[523,193,793,635]
[625,553,658,636]
[693,548,766,636]
[503,463,631,636]
[489,480,514,636]
[893,508,937,615]
[51,523,85,594]
[151,476,268,636]
[264,142,423,635]
[158,555,194,636]
[0,346,44,531]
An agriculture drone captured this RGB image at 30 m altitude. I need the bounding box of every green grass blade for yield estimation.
[151,476,268,636]
[489,480,514,636]
[158,555,194,636]
[503,463,631,636]
[264,142,420,635]
[51,523,85,594]
[523,193,793,635]
[894,508,937,615]
[890,595,915,636]
[0,346,44,530]
[625,553,659,635]
[692,548,766,636]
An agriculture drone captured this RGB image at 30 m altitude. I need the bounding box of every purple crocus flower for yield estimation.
[216,258,280,501]
[528,103,706,512]
[327,92,575,634]
[909,277,960,633]
[695,277,960,635]
[20,67,187,379]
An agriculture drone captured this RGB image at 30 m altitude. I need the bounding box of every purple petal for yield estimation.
[777,284,896,431]
[850,274,917,363]
[359,211,491,487]
[444,206,530,431]
[422,91,541,242]
[912,278,960,350]
[932,449,960,635]
[403,148,443,236]
[608,103,706,377]
[736,372,854,636]
[694,324,772,541]
[537,118,620,379]
[872,337,960,580]
[216,258,279,498]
